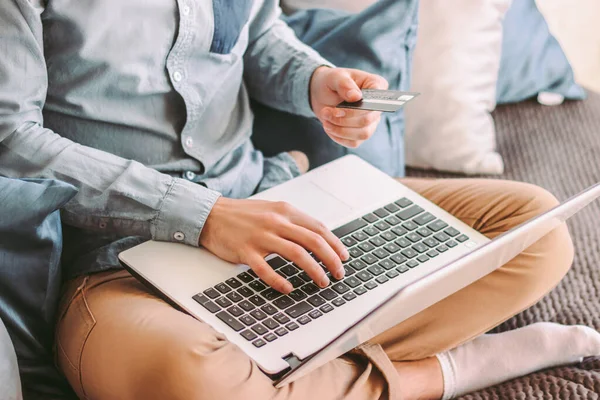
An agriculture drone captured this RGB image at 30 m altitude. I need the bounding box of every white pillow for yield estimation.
[404,0,512,175]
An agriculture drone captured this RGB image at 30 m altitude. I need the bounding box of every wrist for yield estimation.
[309,65,331,112]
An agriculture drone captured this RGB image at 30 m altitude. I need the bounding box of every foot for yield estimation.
[287,151,309,174]
[437,322,600,399]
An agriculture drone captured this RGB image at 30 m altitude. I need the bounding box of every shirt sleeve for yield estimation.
[243,0,334,118]
[0,0,221,247]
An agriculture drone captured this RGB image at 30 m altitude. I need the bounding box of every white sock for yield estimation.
[436,322,600,399]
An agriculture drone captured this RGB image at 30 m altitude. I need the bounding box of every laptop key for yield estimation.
[252,324,269,335]
[370,236,386,247]
[192,294,209,305]
[320,288,338,300]
[215,297,233,308]
[225,278,242,289]
[249,295,266,307]
[247,270,258,278]
[362,213,379,223]
[240,315,257,326]
[385,215,401,226]
[436,245,449,253]
[235,287,252,299]
[301,283,320,295]
[204,288,220,299]
[434,232,450,242]
[227,305,244,317]
[342,236,358,247]
[332,218,368,238]
[386,270,399,279]
[349,259,368,271]
[374,208,390,218]
[446,240,458,248]
[285,301,312,318]
[266,256,288,270]
[307,294,326,307]
[252,338,266,348]
[263,318,279,330]
[376,276,389,284]
[261,304,278,315]
[320,304,334,313]
[363,226,379,236]
[374,221,391,231]
[352,231,369,242]
[200,301,221,313]
[361,254,379,265]
[264,333,278,342]
[407,260,419,268]
[424,238,439,248]
[367,265,385,276]
[349,247,364,258]
[390,254,407,265]
[343,265,356,276]
[332,297,346,307]
[391,227,408,237]
[406,233,421,243]
[238,300,255,312]
[275,327,288,337]
[401,248,418,259]
[417,227,433,237]
[261,288,282,301]
[358,242,375,252]
[444,227,460,237]
[241,330,257,341]
[273,313,291,324]
[365,281,378,290]
[397,205,424,221]
[343,292,357,301]
[286,322,299,331]
[385,203,400,213]
[373,248,389,259]
[298,271,312,282]
[289,290,307,301]
[281,264,299,277]
[383,243,401,254]
[396,265,409,273]
[427,250,440,258]
[216,311,244,332]
[395,198,413,208]
[427,220,448,232]
[289,276,305,289]
[344,276,362,288]
[237,272,254,283]
[414,212,435,226]
[394,238,411,248]
[354,286,368,296]
[356,270,374,282]
[298,315,311,325]
[249,281,267,292]
[380,231,397,242]
[250,309,267,320]
[309,309,323,319]
[456,234,469,243]
[332,282,350,294]
[412,243,429,253]
[378,259,395,270]
[273,296,295,310]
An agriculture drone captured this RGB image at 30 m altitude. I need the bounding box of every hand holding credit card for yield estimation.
[337,89,419,112]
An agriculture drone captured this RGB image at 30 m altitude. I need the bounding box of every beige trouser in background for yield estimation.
[55,179,574,400]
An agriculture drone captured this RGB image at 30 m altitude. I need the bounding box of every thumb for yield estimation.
[329,70,362,102]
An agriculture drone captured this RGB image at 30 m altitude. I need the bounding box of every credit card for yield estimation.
[337,89,419,112]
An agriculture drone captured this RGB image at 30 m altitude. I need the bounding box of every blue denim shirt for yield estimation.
[0,0,330,252]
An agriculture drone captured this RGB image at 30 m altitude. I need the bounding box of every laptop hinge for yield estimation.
[282,353,302,370]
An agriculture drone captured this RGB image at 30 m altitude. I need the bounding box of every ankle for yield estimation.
[393,357,444,400]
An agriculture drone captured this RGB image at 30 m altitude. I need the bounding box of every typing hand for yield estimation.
[199,198,349,294]
[310,67,388,148]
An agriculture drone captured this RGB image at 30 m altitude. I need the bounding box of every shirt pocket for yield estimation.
[210,0,253,55]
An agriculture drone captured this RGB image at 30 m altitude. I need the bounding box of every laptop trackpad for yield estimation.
[290,182,354,226]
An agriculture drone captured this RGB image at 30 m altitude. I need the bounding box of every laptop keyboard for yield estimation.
[192,197,470,349]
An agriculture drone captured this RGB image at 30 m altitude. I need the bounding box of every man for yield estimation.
[1,1,594,399]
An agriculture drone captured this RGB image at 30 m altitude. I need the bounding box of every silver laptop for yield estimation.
[119,155,600,387]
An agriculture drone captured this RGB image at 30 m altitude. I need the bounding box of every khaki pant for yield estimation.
[55,179,574,400]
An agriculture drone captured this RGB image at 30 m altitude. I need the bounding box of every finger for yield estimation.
[325,132,364,149]
[323,120,379,142]
[286,213,351,271]
[327,70,362,103]
[279,224,345,280]
[321,107,381,129]
[275,240,330,288]
[348,69,389,90]
[246,254,293,294]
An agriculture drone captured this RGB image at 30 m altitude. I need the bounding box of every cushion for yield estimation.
[251,0,419,177]
[496,0,586,104]
[0,177,77,399]
[0,317,22,400]
[404,0,512,175]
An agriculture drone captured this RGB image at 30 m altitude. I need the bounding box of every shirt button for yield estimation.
[182,6,190,16]
[185,137,194,148]
[173,232,185,241]
[185,171,196,180]
[173,71,183,82]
